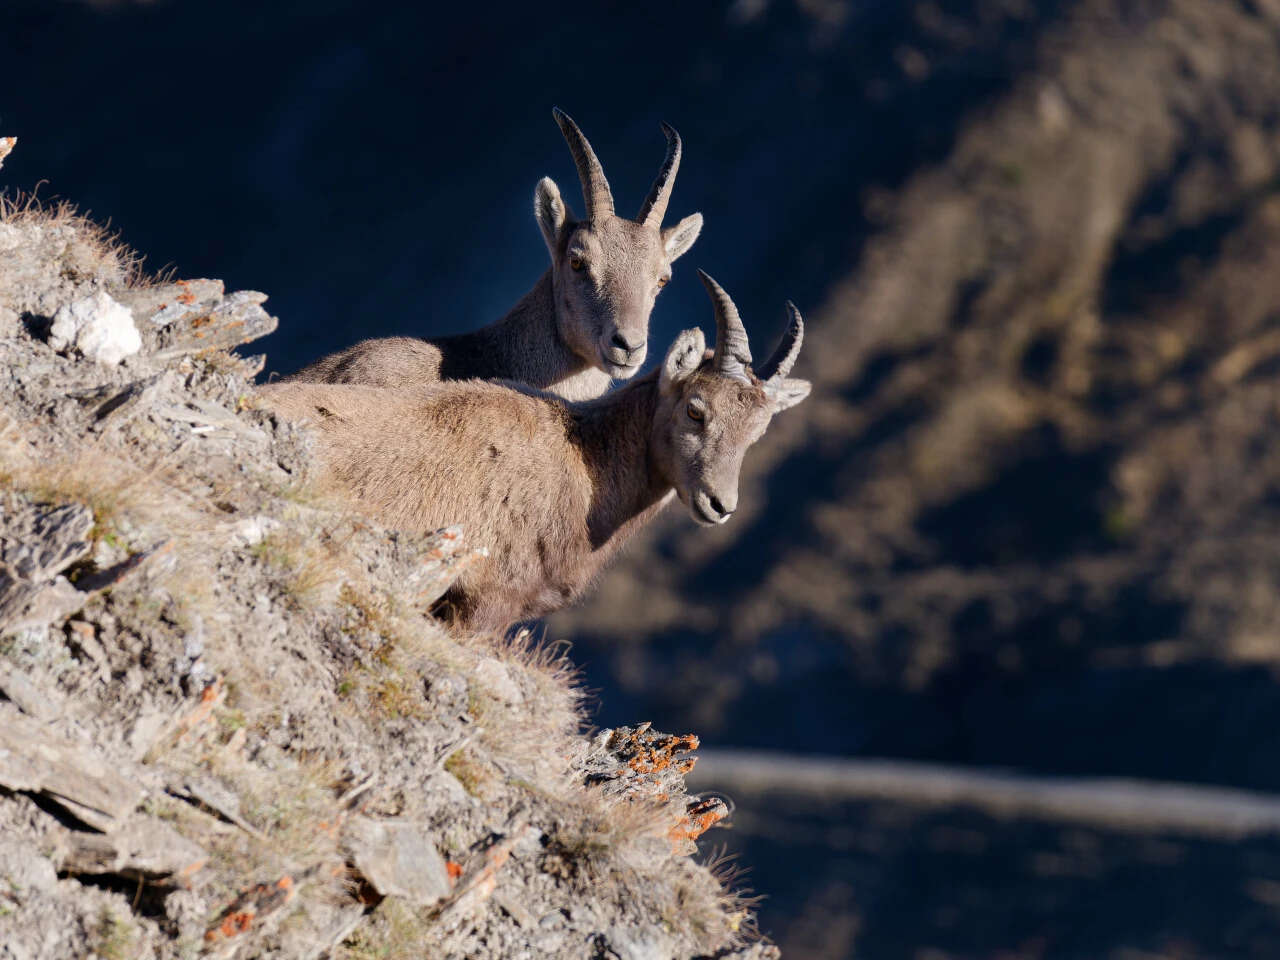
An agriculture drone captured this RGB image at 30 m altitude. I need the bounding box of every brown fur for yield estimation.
[257,286,810,632]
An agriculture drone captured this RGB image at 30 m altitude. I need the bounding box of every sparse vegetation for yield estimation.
[0,158,761,960]
[93,907,137,960]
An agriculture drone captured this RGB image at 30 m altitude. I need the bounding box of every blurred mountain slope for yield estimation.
[558,0,1280,789]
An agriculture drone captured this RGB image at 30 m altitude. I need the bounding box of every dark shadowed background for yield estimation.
[8,1,1280,956]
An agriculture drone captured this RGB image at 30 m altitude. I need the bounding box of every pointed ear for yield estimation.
[659,328,706,393]
[662,213,703,262]
[534,177,569,256]
[764,377,811,413]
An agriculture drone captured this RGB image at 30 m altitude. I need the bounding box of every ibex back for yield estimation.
[282,109,703,402]
[259,273,810,633]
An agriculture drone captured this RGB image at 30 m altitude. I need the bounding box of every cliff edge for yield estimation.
[0,194,769,959]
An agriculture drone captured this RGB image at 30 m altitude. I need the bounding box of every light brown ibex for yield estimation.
[282,109,703,401]
[258,272,810,632]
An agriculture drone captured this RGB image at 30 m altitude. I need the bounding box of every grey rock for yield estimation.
[0,499,93,582]
[152,288,277,359]
[344,816,452,907]
[114,278,225,328]
[0,704,142,831]
[0,577,85,638]
[58,816,207,880]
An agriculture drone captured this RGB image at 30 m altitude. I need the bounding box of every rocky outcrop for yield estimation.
[0,198,767,957]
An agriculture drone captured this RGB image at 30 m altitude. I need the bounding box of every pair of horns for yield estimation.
[698,270,804,384]
[552,107,680,227]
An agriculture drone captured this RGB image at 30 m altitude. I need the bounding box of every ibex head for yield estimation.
[535,108,703,380]
[652,271,811,527]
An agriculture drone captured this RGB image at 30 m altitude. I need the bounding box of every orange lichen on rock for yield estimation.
[203,875,297,943]
[175,677,224,744]
[607,724,700,775]
[667,796,729,856]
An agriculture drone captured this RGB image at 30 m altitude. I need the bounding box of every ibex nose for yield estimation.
[709,494,735,518]
[610,332,642,356]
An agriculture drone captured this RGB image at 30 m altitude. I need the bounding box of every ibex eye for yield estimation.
[686,403,704,423]
[569,256,585,271]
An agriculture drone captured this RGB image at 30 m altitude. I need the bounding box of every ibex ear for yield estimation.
[662,213,703,262]
[660,328,706,393]
[764,377,811,414]
[534,177,569,256]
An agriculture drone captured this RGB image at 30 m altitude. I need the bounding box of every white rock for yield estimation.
[48,290,141,365]
[231,515,280,547]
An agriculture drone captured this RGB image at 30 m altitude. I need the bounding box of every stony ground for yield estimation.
[0,199,771,959]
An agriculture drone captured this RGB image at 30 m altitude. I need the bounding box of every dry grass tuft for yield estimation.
[0,190,170,287]
[702,847,765,944]
[538,789,668,884]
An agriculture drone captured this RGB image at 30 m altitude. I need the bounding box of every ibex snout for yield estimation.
[690,486,737,526]
[599,323,648,377]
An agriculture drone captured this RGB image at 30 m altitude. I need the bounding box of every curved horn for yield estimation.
[756,301,804,381]
[552,107,614,220]
[637,121,682,227]
[698,270,752,380]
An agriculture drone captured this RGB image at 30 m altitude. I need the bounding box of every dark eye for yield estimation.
[686,403,704,423]
[570,256,585,271]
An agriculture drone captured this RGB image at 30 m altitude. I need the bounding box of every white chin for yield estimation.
[602,360,639,379]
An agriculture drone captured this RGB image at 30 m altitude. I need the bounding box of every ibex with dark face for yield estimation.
[283,109,703,401]
[258,273,810,632]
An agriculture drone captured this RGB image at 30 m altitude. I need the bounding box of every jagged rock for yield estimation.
[0,499,93,582]
[0,498,94,637]
[344,816,452,907]
[0,577,85,638]
[151,288,277,359]
[582,725,725,856]
[48,290,141,365]
[0,705,142,831]
[115,278,225,328]
[0,136,13,172]
[58,816,206,881]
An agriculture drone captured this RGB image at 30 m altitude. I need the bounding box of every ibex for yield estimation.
[282,109,703,401]
[258,272,810,632]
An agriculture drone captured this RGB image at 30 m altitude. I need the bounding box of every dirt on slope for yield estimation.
[0,197,769,959]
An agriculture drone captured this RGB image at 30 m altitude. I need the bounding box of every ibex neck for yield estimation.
[492,272,594,390]
[572,374,672,551]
